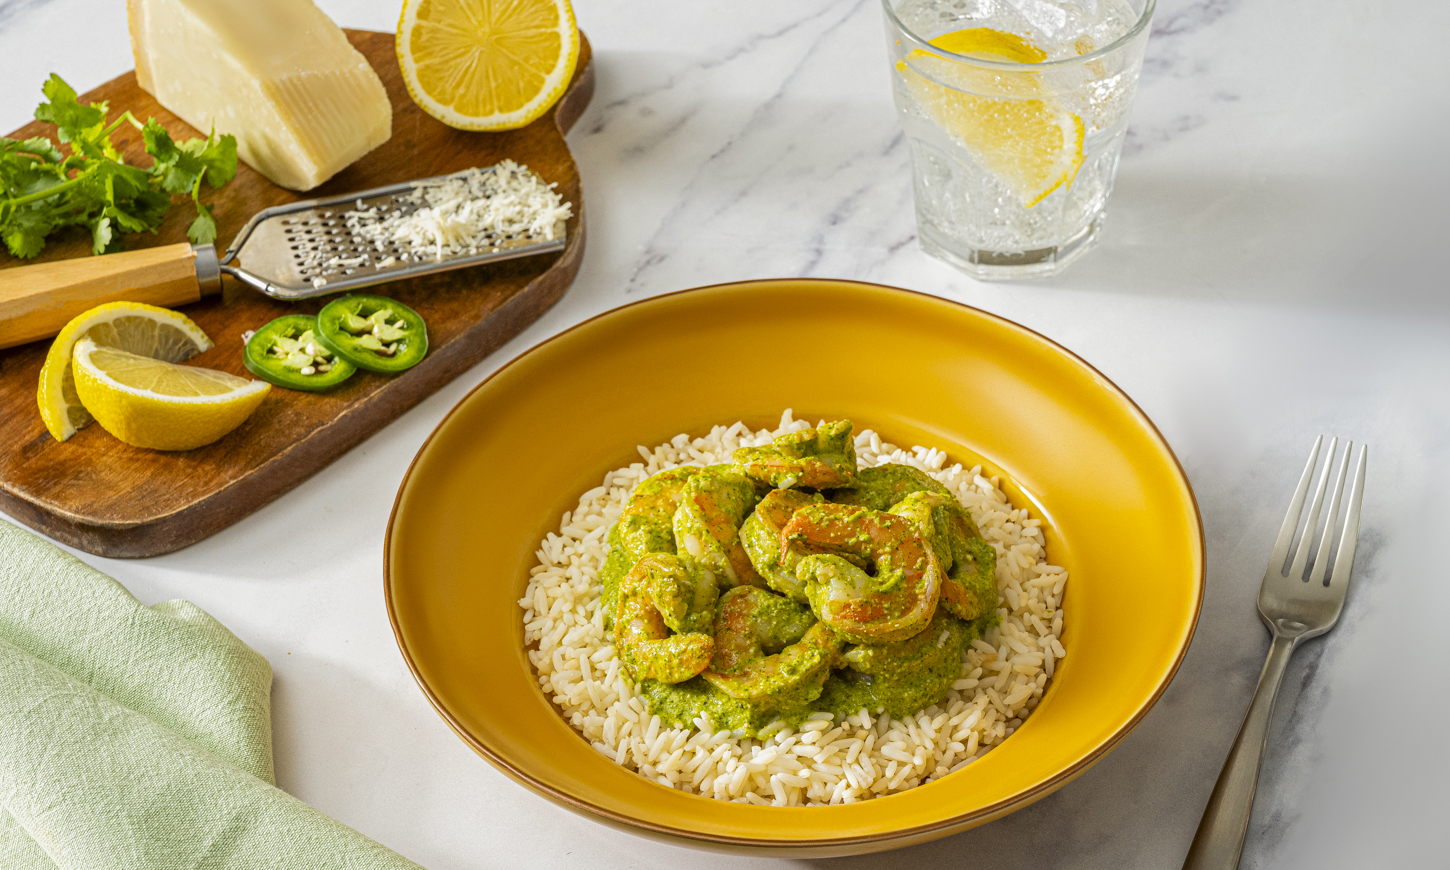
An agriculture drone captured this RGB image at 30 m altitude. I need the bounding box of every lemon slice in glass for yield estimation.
[71,338,270,451]
[397,0,580,131]
[38,302,214,442]
[898,28,1085,207]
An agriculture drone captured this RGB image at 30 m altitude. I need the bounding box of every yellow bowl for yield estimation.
[385,279,1203,856]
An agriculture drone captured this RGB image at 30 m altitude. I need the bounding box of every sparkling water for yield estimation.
[886,0,1151,279]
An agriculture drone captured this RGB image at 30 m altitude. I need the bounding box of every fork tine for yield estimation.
[1268,436,1323,575]
[1328,444,1368,587]
[1288,437,1337,580]
[1311,442,1353,584]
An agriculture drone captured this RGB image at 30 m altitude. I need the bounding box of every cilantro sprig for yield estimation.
[0,74,238,259]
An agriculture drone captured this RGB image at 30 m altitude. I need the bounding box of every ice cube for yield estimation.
[1007,0,1069,38]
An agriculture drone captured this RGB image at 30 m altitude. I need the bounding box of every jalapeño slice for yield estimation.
[314,295,428,374]
[244,314,357,391]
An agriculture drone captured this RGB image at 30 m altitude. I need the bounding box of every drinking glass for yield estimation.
[884,0,1154,279]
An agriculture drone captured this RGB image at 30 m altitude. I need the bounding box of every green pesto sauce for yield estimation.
[827,463,950,512]
[610,452,1002,738]
[818,611,994,720]
[598,523,632,630]
[637,611,997,735]
[638,666,830,736]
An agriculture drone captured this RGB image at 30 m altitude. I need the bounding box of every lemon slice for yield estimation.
[898,28,1085,207]
[397,0,580,131]
[71,338,270,451]
[931,27,1047,62]
[38,302,214,442]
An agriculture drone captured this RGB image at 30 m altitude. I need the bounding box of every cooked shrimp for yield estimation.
[618,466,699,559]
[739,488,819,602]
[708,585,818,673]
[673,465,763,588]
[615,562,714,685]
[700,587,843,702]
[888,492,998,621]
[828,462,950,512]
[733,420,857,489]
[633,552,720,635]
[782,503,941,643]
[604,466,702,627]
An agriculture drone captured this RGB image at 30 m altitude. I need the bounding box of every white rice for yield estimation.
[520,410,1067,805]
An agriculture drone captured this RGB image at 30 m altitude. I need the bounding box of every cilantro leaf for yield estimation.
[162,162,204,196]
[0,137,64,164]
[89,216,113,255]
[34,76,102,132]
[142,119,180,165]
[109,188,171,233]
[187,206,218,245]
[34,75,106,148]
[2,207,53,258]
[143,122,201,212]
[186,132,239,188]
[0,140,68,203]
[103,160,153,202]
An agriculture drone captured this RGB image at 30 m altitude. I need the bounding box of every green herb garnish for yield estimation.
[0,74,238,259]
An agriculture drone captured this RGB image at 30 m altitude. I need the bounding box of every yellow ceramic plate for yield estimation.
[385,279,1203,856]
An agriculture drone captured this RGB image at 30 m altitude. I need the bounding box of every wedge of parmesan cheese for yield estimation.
[127,0,391,191]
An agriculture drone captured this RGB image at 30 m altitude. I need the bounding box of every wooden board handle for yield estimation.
[0,243,202,349]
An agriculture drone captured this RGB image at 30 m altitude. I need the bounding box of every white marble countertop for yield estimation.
[3,0,1449,867]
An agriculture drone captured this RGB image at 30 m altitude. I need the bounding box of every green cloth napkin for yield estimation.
[0,520,425,870]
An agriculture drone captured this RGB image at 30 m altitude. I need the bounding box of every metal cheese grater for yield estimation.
[208,167,568,300]
[0,164,569,350]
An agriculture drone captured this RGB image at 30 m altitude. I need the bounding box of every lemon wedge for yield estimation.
[38,302,214,442]
[71,338,270,451]
[898,28,1084,207]
[397,0,580,131]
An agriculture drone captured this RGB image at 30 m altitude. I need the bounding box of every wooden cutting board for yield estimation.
[0,30,594,558]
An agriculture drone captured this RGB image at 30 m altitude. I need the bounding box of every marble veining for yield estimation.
[1,0,1448,868]
[0,0,49,29]
[1151,0,1241,38]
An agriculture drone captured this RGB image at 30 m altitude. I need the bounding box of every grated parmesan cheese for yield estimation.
[342,160,572,266]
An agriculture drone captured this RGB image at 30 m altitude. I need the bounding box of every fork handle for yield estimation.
[1182,633,1298,869]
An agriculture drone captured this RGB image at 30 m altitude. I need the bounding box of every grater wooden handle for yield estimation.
[0,243,211,350]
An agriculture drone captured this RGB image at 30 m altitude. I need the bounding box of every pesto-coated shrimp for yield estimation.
[673,465,763,588]
[701,586,843,702]
[633,552,720,635]
[708,585,818,673]
[602,466,702,627]
[618,466,700,559]
[615,563,714,684]
[733,420,857,490]
[739,488,819,603]
[828,462,950,512]
[888,492,998,621]
[783,503,941,643]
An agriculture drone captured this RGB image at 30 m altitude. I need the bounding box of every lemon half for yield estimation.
[38,302,213,442]
[72,338,270,451]
[397,0,580,131]
[899,28,1085,207]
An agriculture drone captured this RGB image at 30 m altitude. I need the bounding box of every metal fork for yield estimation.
[1182,437,1368,870]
